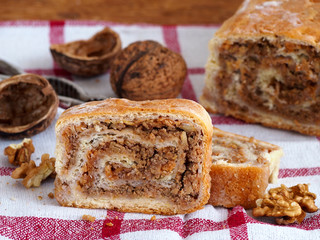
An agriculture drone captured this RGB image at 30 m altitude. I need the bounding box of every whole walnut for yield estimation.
[110,40,187,100]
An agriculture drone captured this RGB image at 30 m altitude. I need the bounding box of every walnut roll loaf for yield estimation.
[54,98,213,215]
[201,0,320,135]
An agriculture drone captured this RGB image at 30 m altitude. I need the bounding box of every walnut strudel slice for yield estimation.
[54,98,213,215]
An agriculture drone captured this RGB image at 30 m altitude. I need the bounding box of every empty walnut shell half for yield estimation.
[0,74,59,139]
[50,27,121,77]
[110,40,187,101]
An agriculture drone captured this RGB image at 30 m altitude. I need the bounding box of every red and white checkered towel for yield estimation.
[0,21,319,240]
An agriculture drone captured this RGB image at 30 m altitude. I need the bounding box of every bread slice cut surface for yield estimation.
[54,98,213,215]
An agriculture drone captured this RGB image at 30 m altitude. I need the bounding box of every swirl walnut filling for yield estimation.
[59,118,204,207]
[211,37,320,125]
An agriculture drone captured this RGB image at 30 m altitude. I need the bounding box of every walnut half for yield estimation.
[253,184,318,225]
[11,153,56,188]
[0,74,59,139]
[11,160,36,179]
[50,27,121,77]
[4,138,35,166]
[22,153,56,188]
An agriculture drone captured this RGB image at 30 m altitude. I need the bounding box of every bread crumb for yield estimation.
[82,214,96,222]
[106,222,114,227]
[48,192,54,199]
[10,197,16,201]
[38,196,43,200]
[150,215,156,221]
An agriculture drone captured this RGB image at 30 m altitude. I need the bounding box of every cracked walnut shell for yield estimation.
[0,74,59,139]
[50,27,121,77]
[110,40,187,100]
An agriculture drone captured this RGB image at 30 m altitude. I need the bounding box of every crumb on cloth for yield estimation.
[82,214,96,222]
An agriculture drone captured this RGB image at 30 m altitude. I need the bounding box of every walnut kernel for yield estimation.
[21,153,56,188]
[11,160,36,179]
[253,184,318,225]
[4,138,35,166]
[291,184,318,213]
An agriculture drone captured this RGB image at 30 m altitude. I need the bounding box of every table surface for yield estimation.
[0,0,241,24]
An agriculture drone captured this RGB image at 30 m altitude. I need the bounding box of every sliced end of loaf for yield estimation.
[209,128,283,209]
[54,98,213,215]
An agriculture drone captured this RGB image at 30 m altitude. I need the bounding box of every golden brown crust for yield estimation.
[209,165,269,209]
[208,127,283,209]
[216,0,320,46]
[55,98,212,215]
[201,94,320,136]
[56,98,213,135]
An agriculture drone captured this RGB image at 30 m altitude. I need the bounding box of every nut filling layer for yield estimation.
[215,37,320,124]
[60,118,204,207]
